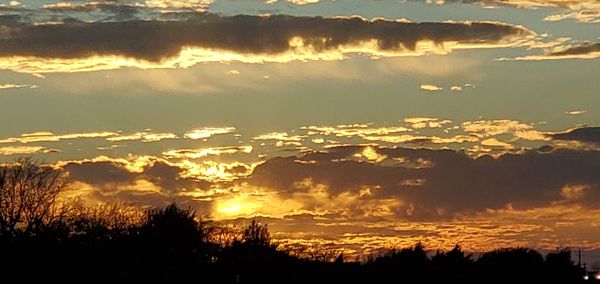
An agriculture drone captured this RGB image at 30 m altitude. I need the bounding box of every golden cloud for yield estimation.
[0,145,58,155]
[0,131,118,143]
[163,146,253,159]
[107,131,178,143]
[420,84,443,91]
[0,83,38,90]
[404,117,452,129]
[184,127,236,140]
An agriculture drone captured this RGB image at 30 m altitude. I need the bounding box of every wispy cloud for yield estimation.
[424,0,600,23]
[565,110,587,115]
[0,145,58,155]
[420,84,443,92]
[513,42,600,60]
[404,117,451,129]
[184,127,236,140]
[550,126,600,145]
[0,131,118,143]
[107,131,178,143]
[163,146,253,159]
[267,0,321,5]
[253,132,304,147]
[0,83,38,90]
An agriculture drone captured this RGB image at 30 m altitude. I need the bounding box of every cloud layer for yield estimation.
[426,0,600,23]
[0,12,532,72]
[2,120,599,256]
[514,42,600,60]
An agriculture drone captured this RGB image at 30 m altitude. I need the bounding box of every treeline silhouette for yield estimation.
[0,159,587,283]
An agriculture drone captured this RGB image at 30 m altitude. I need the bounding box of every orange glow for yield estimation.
[214,195,263,219]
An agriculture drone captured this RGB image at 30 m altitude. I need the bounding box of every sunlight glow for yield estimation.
[214,195,262,219]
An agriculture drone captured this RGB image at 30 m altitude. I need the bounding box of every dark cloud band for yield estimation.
[550,127,600,144]
[52,145,600,220]
[0,13,531,62]
[549,42,600,57]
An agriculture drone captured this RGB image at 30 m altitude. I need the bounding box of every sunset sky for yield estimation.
[1,0,600,262]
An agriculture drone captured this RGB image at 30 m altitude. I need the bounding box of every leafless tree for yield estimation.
[242,220,271,247]
[0,158,69,236]
[207,223,239,247]
[67,201,146,236]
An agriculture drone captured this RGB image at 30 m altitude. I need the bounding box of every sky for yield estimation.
[1,0,600,263]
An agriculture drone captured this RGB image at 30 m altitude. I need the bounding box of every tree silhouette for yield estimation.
[241,219,271,247]
[477,247,545,283]
[140,203,205,245]
[544,248,583,282]
[367,242,430,283]
[0,158,69,237]
[431,244,473,282]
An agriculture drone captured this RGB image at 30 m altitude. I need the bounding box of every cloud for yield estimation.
[107,131,178,143]
[449,83,474,92]
[429,0,599,9]
[61,155,223,188]
[254,202,600,258]
[420,84,443,91]
[424,0,600,23]
[267,0,321,4]
[163,146,253,159]
[361,134,480,146]
[565,110,587,115]
[205,118,562,158]
[0,83,37,90]
[560,184,589,200]
[514,42,600,60]
[253,132,304,147]
[0,146,58,155]
[545,42,600,57]
[0,13,533,73]
[287,0,321,4]
[43,0,214,13]
[544,9,600,23]
[184,127,236,140]
[403,117,451,129]
[54,154,269,214]
[0,131,118,143]
[7,138,600,254]
[550,127,600,144]
[0,130,180,145]
[244,145,600,220]
[42,2,142,21]
[461,119,534,137]
[4,124,597,256]
[303,125,411,138]
[481,137,513,149]
[143,0,214,10]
